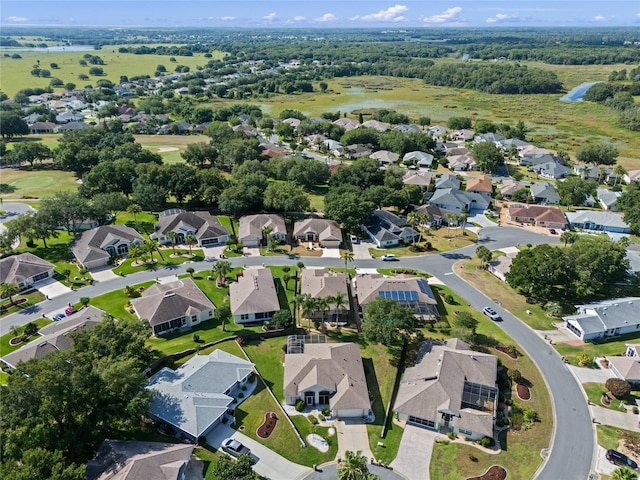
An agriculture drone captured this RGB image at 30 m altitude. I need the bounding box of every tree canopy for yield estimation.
[362,297,417,346]
[472,141,505,173]
[576,142,619,166]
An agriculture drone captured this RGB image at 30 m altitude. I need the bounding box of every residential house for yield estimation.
[238,214,287,248]
[28,121,57,134]
[445,146,469,157]
[147,350,254,441]
[1,306,106,369]
[355,274,439,323]
[465,176,493,200]
[229,267,280,324]
[428,125,448,139]
[564,297,640,342]
[597,188,622,211]
[233,124,258,137]
[500,138,530,151]
[293,218,343,248]
[450,129,475,141]
[56,111,85,123]
[284,340,371,418]
[261,143,289,158]
[474,132,505,145]
[447,153,477,171]
[131,279,215,336]
[566,210,631,234]
[300,268,349,324]
[333,118,360,131]
[496,179,525,199]
[428,188,490,213]
[71,225,145,270]
[152,210,229,247]
[435,174,461,190]
[532,162,571,180]
[57,121,90,132]
[282,117,301,128]
[0,253,55,292]
[530,182,560,205]
[86,440,196,480]
[362,119,390,132]
[363,210,419,247]
[437,142,462,154]
[394,124,421,133]
[608,345,640,384]
[412,204,456,227]
[403,171,433,188]
[370,150,399,167]
[574,164,606,182]
[487,252,518,282]
[403,151,434,168]
[623,170,640,185]
[344,145,372,159]
[507,205,567,229]
[518,145,550,159]
[393,339,498,441]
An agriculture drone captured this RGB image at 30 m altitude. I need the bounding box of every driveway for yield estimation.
[321,247,341,258]
[90,266,119,282]
[242,246,261,257]
[207,425,311,480]
[466,212,495,228]
[352,240,373,260]
[594,445,618,477]
[390,424,442,480]
[568,364,615,385]
[202,245,227,260]
[591,404,640,431]
[335,419,373,460]
[36,277,72,299]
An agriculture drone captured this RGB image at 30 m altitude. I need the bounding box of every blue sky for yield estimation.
[2,1,640,27]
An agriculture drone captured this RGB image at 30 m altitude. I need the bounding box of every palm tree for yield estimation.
[185,233,197,255]
[340,249,354,287]
[127,244,141,263]
[0,282,20,304]
[10,325,20,338]
[282,272,291,290]
[338,450,374,480]
[444,213,456,237]
[544,301,563,318]
[127,203,142,230]
[475,245,492,269]
[459,212,469,236]
[406,212,421,249]
[290,293,307,327]
[300,294,318,332]
[614,164,627,186]
[332,292,348,328]
[317,297,330,333]
[559,231,578,247]
[261,226,273,247]
[144,240,156,262]
[212,260,232,286]
[167,231,178,255]
[612,467,638,480]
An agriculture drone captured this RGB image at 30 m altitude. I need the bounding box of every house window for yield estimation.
[240,314,249,320]
[209,310,213,317]
[191,315,197,322]
[32,272,49,282]
[256,312,266,320]
[182,317,186,325]
[458,428,472,436]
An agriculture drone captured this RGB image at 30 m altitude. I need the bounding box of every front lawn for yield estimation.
[114,249,204,275]
[376,268,430,278]
[597,425,640,451]
[0,317,53,356]
[369,229,477,258]
[582,382,639,413]
[555,335,639,367]
[0,290,46,318]
[90,280,157,321]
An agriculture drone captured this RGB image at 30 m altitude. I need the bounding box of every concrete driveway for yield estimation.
[335,419,373,460]
[90,266,119,282]
[36,277,72,298]
[594,445,619,477]
[390,424,443,480]
[207,425,311,480]
[568,364,615,385]
[321,247,341,258]
[352,240,373,260]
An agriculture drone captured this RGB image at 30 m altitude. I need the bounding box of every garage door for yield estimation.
[408,416,436,430]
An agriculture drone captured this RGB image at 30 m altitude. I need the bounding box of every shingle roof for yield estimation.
[71,225,144,266]
[0,252,54,285]
[229,268,280,315]
[293,218,342,243]
[564,297,640,335]
[238,214,286,241]
[403,171,433,187]
[466,176,493,194]
[300,269,348,303]
[529,182,560,203]
[87,440,194,480]
[356,274,438,318]
[154,211,228,242]
[147,350,254,437]
[284,343,370,412]
[370,150,399,164]
[566,210,630,231]
[608,356,640,382]
[508,205,567,225]
[132,279,214,327]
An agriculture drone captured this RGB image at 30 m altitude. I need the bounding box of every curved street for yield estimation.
[0,226,594,479]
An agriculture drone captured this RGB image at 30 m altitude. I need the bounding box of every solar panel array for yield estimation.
[378,290,419,302]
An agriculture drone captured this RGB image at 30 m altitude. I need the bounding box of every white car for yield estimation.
[221,438,250,457]
[381,254,398,261]
[482,306,501,321]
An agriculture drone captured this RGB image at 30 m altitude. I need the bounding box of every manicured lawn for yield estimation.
[0,317,52,356]
[458,257,558,331]
[582,382,640,413]
[290,415,339,465]
[115,209,158,235]
[428,285,553,480]
[596,425,640,452]
[268,265,300,309]
[0,166,79,200]
[114,249,204,275]
[216,215,238,236]
[555,334,639,367]
[369,229,477,258]
[376,268,430,278]
[14,233,93,289]
[194,446,223,480]
[243,337,288,401]
[0,290,46,318]
[90,280,156,321]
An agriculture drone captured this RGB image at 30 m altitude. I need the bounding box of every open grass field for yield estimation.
[0,166,79,200]
[428,284,553,480]
[0,46,223,97]
[135,134,209,164]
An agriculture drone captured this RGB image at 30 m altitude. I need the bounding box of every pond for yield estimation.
[559,81,601,102]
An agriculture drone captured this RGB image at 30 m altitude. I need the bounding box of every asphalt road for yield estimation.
[0,226,594,479]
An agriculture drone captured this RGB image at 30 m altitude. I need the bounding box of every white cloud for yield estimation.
[293,16,306,22]
[351,4,408,22]
[593,15,606,21]
[423,7,462,24]
[221,16,236,21]
[263,12,278,22]
[7,16,29,22]
[486,13,519,24]
[314,13,338,23]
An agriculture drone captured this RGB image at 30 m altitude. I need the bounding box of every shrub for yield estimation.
[318,414,325,421]
[321,407,331,417]
[605,378,632,399]
[469,454,479,462]
[479,436,494,448]
[509,369,523,384]
[197,435,207,445]
[633,407,639,415]
[307,414,319,425]
[295,399,305,412]
[241,385,247,391]
[444,294,455,304]
[192,333,200,342]
[238,392,244,399]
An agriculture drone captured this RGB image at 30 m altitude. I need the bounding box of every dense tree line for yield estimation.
[583,82,640,131]
[506,237,631,302]
[0,316,154,479]
[618,185,640,235]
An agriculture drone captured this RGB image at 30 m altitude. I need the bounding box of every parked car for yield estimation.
[606,449,638,469]
[381,254,398,261]
[350,234,360,245]
[52,313,66,321]
[549,228,557,234]
[65,306,77,316]
[221,438,250,457]
[482,306,501,321]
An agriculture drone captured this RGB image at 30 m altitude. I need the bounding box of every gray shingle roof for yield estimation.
[566,210,630,231]
[71,225,144,266]
[229,267,280,316]
[564,297,640,335]
[293,218,342,243]
[301,269,348,303]
[132,279,214,327]
[0,252,54,285]
[238,214,286,242]
[147,350,254,438]
[154,211,228,242]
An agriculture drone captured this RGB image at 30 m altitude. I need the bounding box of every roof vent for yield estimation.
[164,292,176,298]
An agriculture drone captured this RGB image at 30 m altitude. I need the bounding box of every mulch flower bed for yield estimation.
[495,346,517,359]
[257,412,278,439]
[0,298,27,311]
[516,384,531,401]
[466,465,508,480]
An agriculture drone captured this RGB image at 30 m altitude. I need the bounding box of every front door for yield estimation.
[305,392,315,405]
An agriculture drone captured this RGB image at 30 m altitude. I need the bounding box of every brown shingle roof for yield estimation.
[300,269,348,303]
[0,252,54,285]
[466,175,493,194]
[229,267,280,315]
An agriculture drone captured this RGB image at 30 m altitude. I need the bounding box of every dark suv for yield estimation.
[606,449,638,469]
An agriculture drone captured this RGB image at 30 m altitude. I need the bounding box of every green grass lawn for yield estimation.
[90,280,156,321]
[0,166,79,200]
[428,285,553,480]
[194,446,223,480]
[267,265,300,309]
[582,382,640,413]
[597,425,640,451]
[555,334,640,367]
[369,229,477,258]
[376,268,431,278]
[0,317,52,357]
[114,249,204,275]
[0,290,46,318]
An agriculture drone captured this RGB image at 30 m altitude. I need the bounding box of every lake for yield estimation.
[559,81,601,102]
